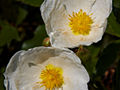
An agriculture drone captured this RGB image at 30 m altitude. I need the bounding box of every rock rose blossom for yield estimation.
[41,0,112,48]
[4,47,89,90]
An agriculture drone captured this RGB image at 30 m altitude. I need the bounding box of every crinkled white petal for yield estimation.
[40,0,112,48]
[91,0,112,26]
[4,47,89,90]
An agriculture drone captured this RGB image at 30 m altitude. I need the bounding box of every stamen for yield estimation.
[69,9,93,35]
[37,64,64,90]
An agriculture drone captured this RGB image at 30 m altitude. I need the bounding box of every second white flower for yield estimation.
[41,0,112,48]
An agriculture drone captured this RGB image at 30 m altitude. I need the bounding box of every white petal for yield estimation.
[41,0,112,48]
[4,51,24,90]
[91,0,112,26]
[41,0,95,24]
[4,47,89,90]
[41,0,96,34]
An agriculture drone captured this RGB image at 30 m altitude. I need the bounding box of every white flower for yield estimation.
[41,0,112,48]
[4,47,89,90]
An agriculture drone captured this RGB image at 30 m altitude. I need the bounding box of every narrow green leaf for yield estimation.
[85,45,100,77]
[106,12,120,37]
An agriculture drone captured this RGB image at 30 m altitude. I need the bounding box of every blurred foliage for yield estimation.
[0,21,20,47]
[16,7,28,26]
[106,13,120,37]
[17,0,44,7]
[0,0,120,90]
[96,40,120,76]
[22,25,48,49]
[113,0,120,8]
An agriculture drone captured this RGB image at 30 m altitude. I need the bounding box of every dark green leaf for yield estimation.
[77,45,100,77]
[16,8,28,26]
[17,0,43,7]
[106,12,120,37]
[96,40,120,76]
[0,21,20,47]
[22,25,48,50]
[85,45,100,77]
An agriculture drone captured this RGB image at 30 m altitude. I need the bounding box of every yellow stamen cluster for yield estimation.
[69,9,93,35]
[39,64,64,90]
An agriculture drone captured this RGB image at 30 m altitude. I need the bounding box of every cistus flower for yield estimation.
[4,47,89,90]
[41,0,112,48]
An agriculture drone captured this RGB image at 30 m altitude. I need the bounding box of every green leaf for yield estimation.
[16,7,28,26]
[87,46,100,75]
[17,0,43,7]
[85,45,100,77]
[96,40,120,76]
[77,45,100,77]
[106,12,120,37]
[22,25,48,50]
[0,21,20,47]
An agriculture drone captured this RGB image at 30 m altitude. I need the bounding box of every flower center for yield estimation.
[69,9,93,35]
[39,64,64,90]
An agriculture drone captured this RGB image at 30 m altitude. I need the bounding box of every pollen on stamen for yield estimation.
[69,9,93,35]
[37,64,64,90]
